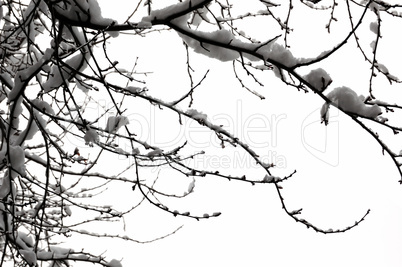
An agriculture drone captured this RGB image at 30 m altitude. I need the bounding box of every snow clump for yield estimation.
[106,259,123,267]
[105,116,129,133]
[303,68,332,92]
[84,129,99,146]
[140,0,206,24]
[186,109,208,122]
[179,29,239,62]
[0,145,26,179]
[16,99,54,144]
[32,99,55,115]
[146,148,163,158]
[257,42,299,67]
[42,53,88,93]
[53,0,116,26]
[370,21,378,34]
[321,87,381,122]
[19,250,37,266]
[187,179,195,193]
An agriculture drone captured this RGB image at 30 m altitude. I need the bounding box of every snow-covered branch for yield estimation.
[1,0,402,265]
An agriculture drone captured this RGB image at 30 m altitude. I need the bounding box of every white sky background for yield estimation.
[58,1,402,266]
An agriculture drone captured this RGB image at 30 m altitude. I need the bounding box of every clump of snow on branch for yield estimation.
[0,145,26,179]
[321,87,382,123]
[18,232,34,248]
[369,21,378,34]
[0,174,16,200]
[19,250,37,266]
[106,259,123,267]
[43,52,88,93]
[190,6,209,27]
[320,103,330,124]
[8,48,54,102]
[64,205,72,216]
[187,179,195,193]
[16,99,55,143]
[126,86,143,94]
[76,76,92,93]
[140,0,302,65]
[146,148,163,158]
[105,116,129,133]
[186,109,208,122]
[179,29,239,62]
[42,27,90,93]
[262,175,281,183]
[303,68,332,92]
[136,19,153,29]
[32,99,55,115]
[49,246,74,259]
[376,63,388,74]
[53,0,116,26]
[84,129,99,146]
[140,0,206,25]
[257,42,299,67]
[139,1,263,63]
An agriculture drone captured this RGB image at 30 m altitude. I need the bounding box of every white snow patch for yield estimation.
[84,129,99,146]
[0,173,16,199]
[324,86,381,118]
[320,103,330,124]
[376,63,388,74]
[8,49,53,102]
[137,19,152,28]
[126,86,142,94]
[64,205,72,216]
[262,174,280,182]
[303,68,332,92]
[186,109,208,122]
[19,250,37,266]
[0,145,26,178]
[0,73,14,88]
[105,116,129,133]
[114,147,126,154]
[146,148,163,157]
[32,99,55,115]
[36,251,53,260]
[257,42,299,67]
[18,232,34,247]
[42,52,88,93]
[370,21,378,34]
[54,0,116,26]
[179,29,239,62]
[106,259,123,267]
[17,99,55,144]
[49,246,74,257]
[141,0,206,22]
[188,179,195,193]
